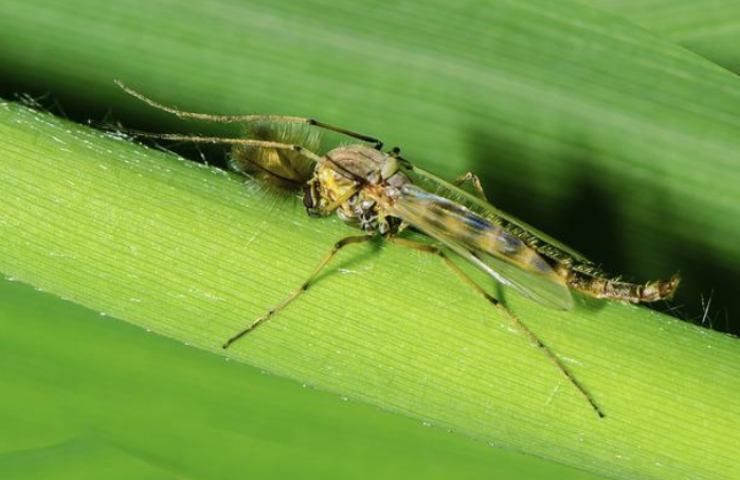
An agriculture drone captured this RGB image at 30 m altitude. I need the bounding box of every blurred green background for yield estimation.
[2,0,740,478]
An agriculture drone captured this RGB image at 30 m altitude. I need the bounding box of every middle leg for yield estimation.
[389,237,605,418]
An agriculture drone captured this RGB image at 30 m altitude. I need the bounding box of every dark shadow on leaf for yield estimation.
[464,125,739,335]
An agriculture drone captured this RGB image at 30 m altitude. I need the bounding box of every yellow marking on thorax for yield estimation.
[318,166,355,203]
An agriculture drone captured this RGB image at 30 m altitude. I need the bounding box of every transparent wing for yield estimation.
[388,184,574,310]
[406,165,591,264]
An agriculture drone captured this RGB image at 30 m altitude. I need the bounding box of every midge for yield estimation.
[116,81,679,418]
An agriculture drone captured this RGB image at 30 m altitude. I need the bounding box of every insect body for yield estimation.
[304,145,407,235]
[302,143,678,310]
[116,81,679,417]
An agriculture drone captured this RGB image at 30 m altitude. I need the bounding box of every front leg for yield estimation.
[223,234,374,349]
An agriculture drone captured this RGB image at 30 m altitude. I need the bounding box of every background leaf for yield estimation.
[593,0,740,73]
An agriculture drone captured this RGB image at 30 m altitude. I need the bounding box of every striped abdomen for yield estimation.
[563,268,680,303]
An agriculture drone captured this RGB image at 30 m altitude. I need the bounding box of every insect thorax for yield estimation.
[304,145,406,235]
